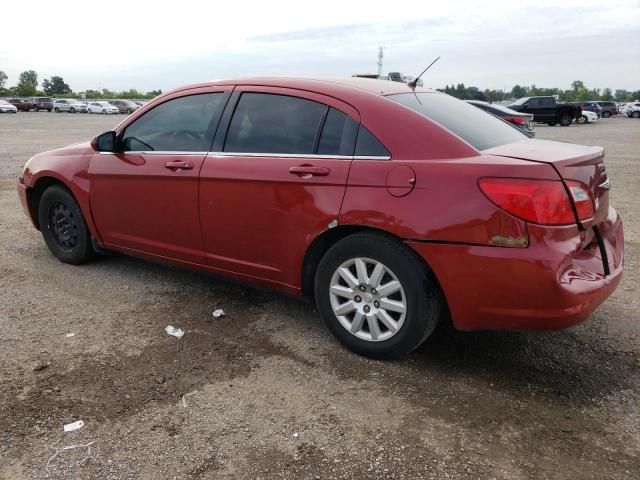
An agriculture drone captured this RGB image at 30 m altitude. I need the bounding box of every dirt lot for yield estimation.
[0,112,638,480]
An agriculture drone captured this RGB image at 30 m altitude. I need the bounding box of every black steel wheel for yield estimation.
[38,185,94,264]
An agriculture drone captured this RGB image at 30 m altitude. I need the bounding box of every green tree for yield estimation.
[511,84,527,99]
[0,70,7,89]
[16,70,38,96]
[601,88,613,101]
[42,76,72,96]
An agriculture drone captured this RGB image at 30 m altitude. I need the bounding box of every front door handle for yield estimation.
[164,160,193,170]
[289,165,330,177]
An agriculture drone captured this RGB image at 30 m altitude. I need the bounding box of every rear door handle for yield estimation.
[164,161,193,170]
[289,165,330,176]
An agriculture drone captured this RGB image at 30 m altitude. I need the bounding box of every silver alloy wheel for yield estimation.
[329,257,407,342]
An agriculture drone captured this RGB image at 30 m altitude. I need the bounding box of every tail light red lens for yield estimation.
[479,178,594,225]
[503,116,527,125]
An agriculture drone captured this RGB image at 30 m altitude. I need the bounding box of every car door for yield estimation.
[89,88,231,263]
[199,87,359,288]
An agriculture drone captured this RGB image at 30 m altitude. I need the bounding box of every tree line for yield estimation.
[0,70,161,99]
[440,80,639,103]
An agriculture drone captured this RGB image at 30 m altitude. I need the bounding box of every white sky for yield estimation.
[1,0,639,92]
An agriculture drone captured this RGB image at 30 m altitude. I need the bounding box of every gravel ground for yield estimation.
[0,112,638,480]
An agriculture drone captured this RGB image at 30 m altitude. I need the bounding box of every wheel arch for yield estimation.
[28,176,83,231]
[301,225,447,307]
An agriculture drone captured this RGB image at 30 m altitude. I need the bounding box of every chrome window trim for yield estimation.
[99,151,391,160]
[206,152,391,160]
[99,151,208,155]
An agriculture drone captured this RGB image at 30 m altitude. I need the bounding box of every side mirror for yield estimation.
[93,131,117,152]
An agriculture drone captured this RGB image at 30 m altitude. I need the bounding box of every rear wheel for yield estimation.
[577,115,588,124]
[102,109,106,115]
[47,108,52,112]
[602,111,611,118]
[559,114,572,126]
[547,121,557,126]
[38,185,94,264]
[54,107,60,113]
[632,111,640,118]
[314,233,441,359]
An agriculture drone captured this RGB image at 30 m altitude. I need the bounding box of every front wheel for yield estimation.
[38,185,94,264]
[70,107,76,113]
[577,115,588,124]
[54,107,60,113]
[102,109,106,115]
[632,111,640,118]
[314,233,441,359]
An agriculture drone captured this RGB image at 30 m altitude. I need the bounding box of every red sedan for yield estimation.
[17,78,624,358]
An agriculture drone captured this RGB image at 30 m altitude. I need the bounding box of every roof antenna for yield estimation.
[407,56,440,89]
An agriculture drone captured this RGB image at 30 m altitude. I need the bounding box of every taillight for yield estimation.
[479,178,594,225]
[503,116,527,125]
[565,180,595,221]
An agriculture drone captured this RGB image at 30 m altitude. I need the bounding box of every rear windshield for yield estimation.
[389,92,526,151]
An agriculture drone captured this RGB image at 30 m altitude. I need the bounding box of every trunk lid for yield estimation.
[484,139,609,227]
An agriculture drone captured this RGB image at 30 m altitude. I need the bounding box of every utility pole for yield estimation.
[377,46,385,78]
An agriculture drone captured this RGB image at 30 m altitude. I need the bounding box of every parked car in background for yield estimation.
[594,101,618,117]
[466,100,535,137]
[627,103,640,118]
[53,99,74,113]
[8,98,33,111]
[69,101,88,113]
[17,77,624,358]
[577,110,598,124]
[29,97,53,111]
[109,100,140,114]
[0,99,18,113]
[133,100,148,107]
[87,101,119,114]
[508,96,581,126]
[579,102,603,117]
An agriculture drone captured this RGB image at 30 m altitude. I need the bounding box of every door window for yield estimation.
[540,97,555,107]
[317,108,358,156]
[224,93,326,154]
[122,93,225,152]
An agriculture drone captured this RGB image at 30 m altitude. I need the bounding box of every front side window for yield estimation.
[122,93,224,152]
[224,93,326,154]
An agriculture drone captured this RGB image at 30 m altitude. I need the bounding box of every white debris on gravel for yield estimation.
[212,309,225,318]
[63,420,84,432]
[165,325,184,338]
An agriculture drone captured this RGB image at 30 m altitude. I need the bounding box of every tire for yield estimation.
[632,111,640,119]
[102,109,106,115]
[127,108,133,114]
[602,111,611,118]
[38,185,94,265]
[47,109,52,112]
[559,114,572,126]
[54,107,60,113]
[314,232,441,359]
[547,121,557,126]
[577,115,588,124]
[70,107,76,113]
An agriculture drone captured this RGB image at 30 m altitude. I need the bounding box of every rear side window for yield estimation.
[355,126,390,157]
[317,108,358,156]
[122,93,225,152]
[224,93,326,154]
[389,92,526,151]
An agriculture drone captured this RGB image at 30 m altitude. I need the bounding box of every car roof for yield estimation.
[166,76,436,98]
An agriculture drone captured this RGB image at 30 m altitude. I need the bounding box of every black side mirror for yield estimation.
[95,131,117,152]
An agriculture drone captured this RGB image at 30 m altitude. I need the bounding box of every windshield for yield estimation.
[0,100,9,105]
[509,97,530,106]
[389,92,526,151]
